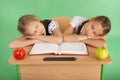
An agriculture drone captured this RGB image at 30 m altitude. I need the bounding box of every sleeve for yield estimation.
[70,16,87,28]
[48,20,59,34]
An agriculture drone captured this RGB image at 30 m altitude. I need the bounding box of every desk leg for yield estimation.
[16,65,21,80]
[101,64,104,80]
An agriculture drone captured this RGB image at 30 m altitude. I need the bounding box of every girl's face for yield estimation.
[24,21,45,36]
[82,20,104,36]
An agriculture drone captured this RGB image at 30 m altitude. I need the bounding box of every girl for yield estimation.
[64,16,111,48]
[9,15,62,48]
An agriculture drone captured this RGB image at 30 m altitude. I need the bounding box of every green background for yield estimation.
[0,0,120,80]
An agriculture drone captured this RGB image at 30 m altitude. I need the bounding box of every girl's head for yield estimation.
[18,15,45,36]
[82,16,111,36]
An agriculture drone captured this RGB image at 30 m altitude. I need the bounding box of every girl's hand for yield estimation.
[25,36,44,43]
[88,35,105,40]
[33,39,44,43]
[25,36,41,40]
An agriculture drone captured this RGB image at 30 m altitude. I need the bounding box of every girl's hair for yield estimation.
[91,16,111,35]
[18,15,40,34]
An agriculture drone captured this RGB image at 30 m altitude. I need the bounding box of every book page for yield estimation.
[58,42,88,55]
[29,43,59,55]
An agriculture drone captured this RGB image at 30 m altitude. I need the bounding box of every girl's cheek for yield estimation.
[87,31,94,36]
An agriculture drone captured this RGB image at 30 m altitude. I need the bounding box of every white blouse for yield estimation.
[70,16,87,34]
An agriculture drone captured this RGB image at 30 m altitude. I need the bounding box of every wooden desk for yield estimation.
[9,46,111,80]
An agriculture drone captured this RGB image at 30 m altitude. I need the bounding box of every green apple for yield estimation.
[95,48,109,60]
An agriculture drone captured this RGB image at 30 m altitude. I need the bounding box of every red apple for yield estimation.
[13,48,26,60]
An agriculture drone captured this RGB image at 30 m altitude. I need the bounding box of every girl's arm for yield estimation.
[64,34,88,42]
[63,16,90,40]
[39,27,62,44]
[64,34,107,48]
[64,25,107,48]
[9,37,43,48]
[64,24,74,35]
[64,25,88,41]
[81,38,107,48]
[25,27,63,44]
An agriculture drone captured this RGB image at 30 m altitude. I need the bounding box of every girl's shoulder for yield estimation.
[72,16,87,21]
[41,19,58,27]
[41,19,58,35]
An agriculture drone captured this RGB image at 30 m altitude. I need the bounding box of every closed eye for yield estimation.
[34,31,37,35]
[35,25,38,29]
[91,24,95,30]
[42,33,45,35]
[93,31,97,36]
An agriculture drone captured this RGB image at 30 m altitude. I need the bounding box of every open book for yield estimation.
[29,42,88,55]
